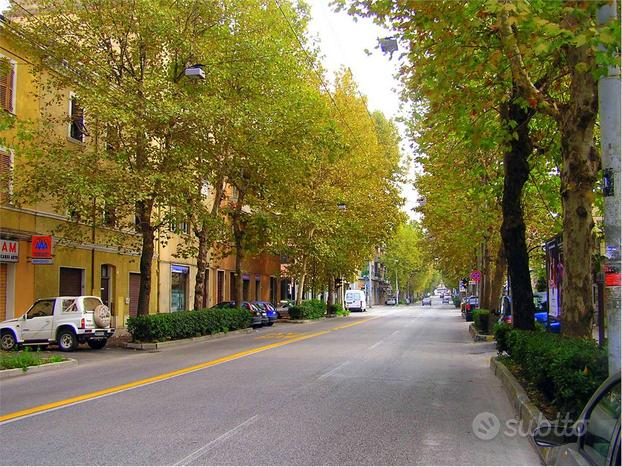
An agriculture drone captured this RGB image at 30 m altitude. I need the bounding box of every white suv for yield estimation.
[0,296,115,351]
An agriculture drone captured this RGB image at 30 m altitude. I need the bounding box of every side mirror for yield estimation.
[532,423,578,448]
[22,314,27,320]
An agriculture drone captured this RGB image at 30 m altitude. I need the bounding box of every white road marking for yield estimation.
[174,414,260,465]
[318,360,350,380]
[368,339,384,350]
[389,330,400,337]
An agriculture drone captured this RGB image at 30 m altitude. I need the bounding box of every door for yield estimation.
[217,270,224,303]
[101,265,111,307]
[129,273,140,317]
[0,263,6,322]
[59,267,83,296]
[22,299,55,341]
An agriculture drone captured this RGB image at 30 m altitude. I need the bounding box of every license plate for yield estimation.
[94,331,105,337]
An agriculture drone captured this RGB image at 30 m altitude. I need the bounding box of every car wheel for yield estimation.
[266,322,274,327]
[87,339,107,350]
[57,329,78,351]
[1,330,17,351]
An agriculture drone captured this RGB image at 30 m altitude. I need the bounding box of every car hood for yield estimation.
[0,318,21,326]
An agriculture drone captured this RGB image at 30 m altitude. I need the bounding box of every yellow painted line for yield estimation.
[0,317,373,424]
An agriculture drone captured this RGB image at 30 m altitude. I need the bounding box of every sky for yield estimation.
[0,0,418,217]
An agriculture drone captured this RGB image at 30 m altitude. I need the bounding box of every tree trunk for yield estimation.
[296,256,308,305]
[234,224,244,306]
[488,244,506,313]
[192,177,225,310]
[327,276,335,312]
[559,44,600,338]
[193,228,209,310]
[479,240,489,310]
[136,199,155,316]
[500,94,535,330]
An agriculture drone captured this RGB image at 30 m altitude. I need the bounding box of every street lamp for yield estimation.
[184,64,206,80]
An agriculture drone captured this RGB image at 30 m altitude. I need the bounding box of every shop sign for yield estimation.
[31,235,53,258]
[0,239,18,262]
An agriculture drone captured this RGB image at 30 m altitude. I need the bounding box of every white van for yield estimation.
[345,289,367,312]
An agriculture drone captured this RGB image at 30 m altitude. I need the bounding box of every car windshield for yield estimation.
[83,297,103,311]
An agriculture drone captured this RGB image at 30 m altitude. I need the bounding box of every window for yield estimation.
[102,204,116,227]
[0,57,15,113]
[582,382,621,465]
[170,219,190,234]
[26,299,55,318]
[62,299,77,312]
[68,94,87,142]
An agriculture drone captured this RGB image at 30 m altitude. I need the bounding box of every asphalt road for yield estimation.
[0,301,541,465]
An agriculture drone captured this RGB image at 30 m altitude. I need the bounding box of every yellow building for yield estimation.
[0,16,280,325]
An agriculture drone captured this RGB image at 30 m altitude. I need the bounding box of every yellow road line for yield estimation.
[0,317,374,424]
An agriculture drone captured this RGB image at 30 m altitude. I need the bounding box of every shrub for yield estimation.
[329,303,349,316]
[472,309,491,334]
[502,329,608,418]
[452,296,461,308]
[493,321,513,353]
[127,307,251,342]
[288,299,326,320]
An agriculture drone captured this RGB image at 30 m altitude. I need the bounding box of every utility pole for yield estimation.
[598,1,621,374]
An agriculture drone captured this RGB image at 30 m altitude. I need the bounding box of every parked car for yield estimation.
[498,295,560,333]
[385,297,397,306]
[531,371,620,465]
[345,289,367,312]
[211,301,264,328]
[252,301,277,326]
[0,296,114,351]
[276,299,293,318]
[441,296,450,304]
[422,297,432,306]
[461,296,479,321]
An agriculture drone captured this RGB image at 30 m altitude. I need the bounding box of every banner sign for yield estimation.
[0,239,18,262]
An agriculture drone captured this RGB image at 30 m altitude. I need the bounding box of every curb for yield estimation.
[468,323,494,342]
[125,328,253,350]
[490,357,551,464]
[0,358,77,379]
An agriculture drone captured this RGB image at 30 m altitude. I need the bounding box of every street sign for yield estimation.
[31,258,53,265]
[470,270,482,283]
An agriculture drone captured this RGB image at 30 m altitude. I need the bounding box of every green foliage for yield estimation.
[472,309,491,334]
[452,296,461,308]
[0,347,64,371]
[493,321,513,353]
[126,308,251,343]
[327,302,348,316]
[500,328,608,417]
[288,299,327,320]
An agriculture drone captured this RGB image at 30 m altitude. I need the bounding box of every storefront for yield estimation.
[171,265,189,312]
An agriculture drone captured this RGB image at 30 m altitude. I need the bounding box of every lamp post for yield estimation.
[393,259,399,305]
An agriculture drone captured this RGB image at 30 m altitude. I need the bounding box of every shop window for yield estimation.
[171,265,189,312]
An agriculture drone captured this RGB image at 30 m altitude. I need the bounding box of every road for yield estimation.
[0,301,541,465]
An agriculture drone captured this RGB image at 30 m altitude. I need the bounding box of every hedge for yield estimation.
[452,296,461,308]
[472,309,491,334]
[493,324,608,417]
[289,299,326,320]
[127,307,251,342]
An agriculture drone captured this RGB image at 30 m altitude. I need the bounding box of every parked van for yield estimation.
[345,289,367,312]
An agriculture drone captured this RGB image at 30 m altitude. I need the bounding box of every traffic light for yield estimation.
[335,278,343,288]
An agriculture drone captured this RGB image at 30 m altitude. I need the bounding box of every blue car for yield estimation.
[252,301,277,326]
[534,312,561,333]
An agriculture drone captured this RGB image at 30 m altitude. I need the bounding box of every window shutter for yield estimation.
[0,61,14,112]
[0,152,12,203]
